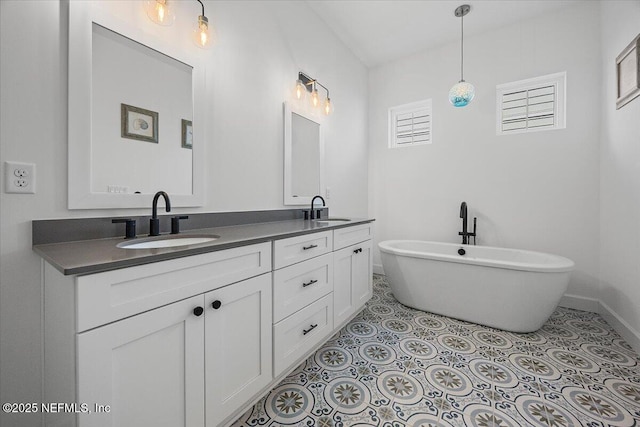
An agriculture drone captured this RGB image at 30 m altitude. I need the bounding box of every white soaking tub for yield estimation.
[378,240,575,332]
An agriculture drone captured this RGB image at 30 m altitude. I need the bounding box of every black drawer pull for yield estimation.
[211,300,222,310]
[302,279,318,288]
[353,248,362,254]
[302,244,318,250]
[303,324,318,335]
[193,306,204,317]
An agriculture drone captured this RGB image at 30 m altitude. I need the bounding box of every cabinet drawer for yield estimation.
[76,243,271,332]
[273,253,333,322]
[333,223,373,251]
[273,293,333,377]
[273,231,332,269]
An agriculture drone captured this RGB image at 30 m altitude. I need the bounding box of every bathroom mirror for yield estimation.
[283,102,325,205]
[68,2,205,209]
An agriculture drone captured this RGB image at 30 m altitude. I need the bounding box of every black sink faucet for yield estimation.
[458,201,477,245]
[310,195,325,220]
[150,191,171,236]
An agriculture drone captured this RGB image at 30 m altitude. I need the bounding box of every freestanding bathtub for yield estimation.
[378,240,575,332]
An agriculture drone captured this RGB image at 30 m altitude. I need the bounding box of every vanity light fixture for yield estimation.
[145,0,212,49]
[448,4,476,107]
[145,0,175,26]
[295,72,334,115]
[193,0,212,49]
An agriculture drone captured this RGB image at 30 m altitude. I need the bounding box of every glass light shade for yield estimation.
[310,88,320,108]
[448,81,476,107]
[193,16,211,49]
[295,79,307,100]
[145,0,175,26]
[324,98,334,115]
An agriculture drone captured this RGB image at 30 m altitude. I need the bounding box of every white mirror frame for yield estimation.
[68,1,205,209]
[283,102,325,206]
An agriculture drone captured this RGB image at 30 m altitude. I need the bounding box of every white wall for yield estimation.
[0,1,368,425]
[368,2,602,299]
[599,1,640,341]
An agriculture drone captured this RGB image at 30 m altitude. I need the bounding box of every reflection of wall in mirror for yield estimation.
[91,23,193,195]
[291,113,320,197]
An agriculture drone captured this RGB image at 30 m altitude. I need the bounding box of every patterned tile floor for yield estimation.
[232,275,640,426]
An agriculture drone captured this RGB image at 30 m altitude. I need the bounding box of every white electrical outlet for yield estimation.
[5,161,36,194]
[325,187,331,199]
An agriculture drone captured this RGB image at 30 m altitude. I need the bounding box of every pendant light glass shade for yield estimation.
[310,85,320,108]
[295,79,307,100]
[449,81,475,107]
[145,0,175,26]
[324,97,334,115]
[193,15,211,49]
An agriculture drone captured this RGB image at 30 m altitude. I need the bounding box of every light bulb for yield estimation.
[448,80,476,107]
[310,87,320,108]
[324,97,334,115]
[193,15,211,49]
[295,79,307,100]
[145,0,175,26]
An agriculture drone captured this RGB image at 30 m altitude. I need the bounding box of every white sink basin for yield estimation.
[313,218,351,223]
[117,235,220,250]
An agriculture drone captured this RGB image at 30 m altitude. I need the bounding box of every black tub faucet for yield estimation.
[310,195,325,220]
[458,201,477,245]
[150,191,171,236]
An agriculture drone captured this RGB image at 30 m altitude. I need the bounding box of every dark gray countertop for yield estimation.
[33,218,374,276]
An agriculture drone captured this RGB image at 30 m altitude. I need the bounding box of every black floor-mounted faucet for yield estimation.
[310,195,325,220]
[150,191,171,236]
[458,201,477,245]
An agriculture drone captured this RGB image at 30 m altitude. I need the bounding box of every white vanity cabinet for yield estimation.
[44,243,272,427]
[41,221,374,427]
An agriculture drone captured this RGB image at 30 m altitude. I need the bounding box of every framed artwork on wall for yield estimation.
[616,33,640,110]
[182,119,193,149]
[121,103,159,143]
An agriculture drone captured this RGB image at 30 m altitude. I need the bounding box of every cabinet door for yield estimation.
[333,245,356,327]
[352,239,373,309]
[205,274,272,426]
[77,295,205,427]
[333,240,373,327]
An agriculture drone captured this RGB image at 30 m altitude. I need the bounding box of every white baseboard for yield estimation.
[559,294,600,313]
[559,294,640,354]
[598,300,640,355]
[373,263,384,275]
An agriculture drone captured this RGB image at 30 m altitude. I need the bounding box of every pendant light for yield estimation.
[449,4,475,107]
[193,0,212,49]
[310,82,320,108]
[145,0,175,26]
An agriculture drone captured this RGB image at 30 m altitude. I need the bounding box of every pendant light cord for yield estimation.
[196,0,205,16]
[460,13,464,82]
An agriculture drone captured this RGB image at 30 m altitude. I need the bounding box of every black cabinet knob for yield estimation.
[193,306,204,316]
[211,300,222,310]
[458,248,466,256]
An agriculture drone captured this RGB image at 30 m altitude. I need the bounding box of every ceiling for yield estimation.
[306,0,583,68]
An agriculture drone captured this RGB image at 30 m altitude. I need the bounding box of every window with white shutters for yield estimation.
[496,72,566,135]
[388,100,432,148]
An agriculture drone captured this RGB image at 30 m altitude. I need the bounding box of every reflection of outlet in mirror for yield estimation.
[5,161,35,194]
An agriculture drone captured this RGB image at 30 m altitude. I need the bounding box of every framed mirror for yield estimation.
[68,1,205,209]
[283,102,325,206]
